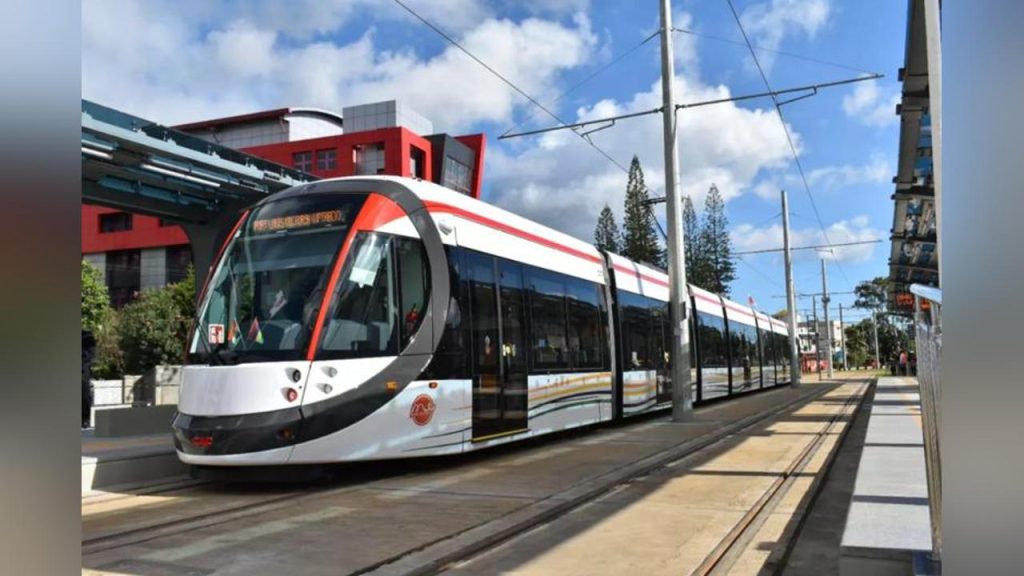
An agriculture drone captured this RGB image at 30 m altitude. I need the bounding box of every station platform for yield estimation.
[837,376,935,575]
[82,429,186,496]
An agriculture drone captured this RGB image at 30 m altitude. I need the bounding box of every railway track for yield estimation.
[363,382,865,576]
[690,382,867,576]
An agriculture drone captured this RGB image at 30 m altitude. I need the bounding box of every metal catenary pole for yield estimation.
[821,259,833,378]
[872,309,881,371]
[839,303,848,371]
[812,295,821,380]
[781,190,800,386]
[660,0,692,421]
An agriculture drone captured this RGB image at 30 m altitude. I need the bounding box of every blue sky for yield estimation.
[82,0,906,321]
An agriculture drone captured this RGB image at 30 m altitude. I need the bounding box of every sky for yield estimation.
[82,0,907,322]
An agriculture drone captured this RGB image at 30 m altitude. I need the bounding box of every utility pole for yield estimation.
[812,295,821,380]
[839,303,848,371]
[660,0,692,421]
[821,259,833,378]
[782,190,799,386]
[872,310,881,372]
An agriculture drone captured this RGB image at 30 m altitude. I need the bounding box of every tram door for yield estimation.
[468,252,528,440]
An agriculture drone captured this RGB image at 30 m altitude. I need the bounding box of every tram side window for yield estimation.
[697,312,728,369]
[566,278,604,369]
[651,300,669,371]
[436,246,466,355]
[760,328,774,378]
[321,233,399,357]
[460,250,499,374]
[619,292,652,369]
[395,237,431,347]
[529,269,569,370]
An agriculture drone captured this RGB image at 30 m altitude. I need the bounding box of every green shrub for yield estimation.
[92,311,124,379]
[118,268,196,375]
[81,260,110,334]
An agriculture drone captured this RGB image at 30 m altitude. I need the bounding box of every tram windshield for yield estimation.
[189,194,366,364]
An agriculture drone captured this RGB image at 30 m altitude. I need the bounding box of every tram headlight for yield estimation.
[285,388,299,402]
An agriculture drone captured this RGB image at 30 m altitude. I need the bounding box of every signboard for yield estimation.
[252,209,345,233]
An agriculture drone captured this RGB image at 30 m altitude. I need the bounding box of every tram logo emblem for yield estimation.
[409,394,436,426]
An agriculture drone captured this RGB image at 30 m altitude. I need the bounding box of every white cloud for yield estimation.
[842,79,900,127]
[82,2,597,132]
[82,2,821,250]
[751,153,892,199]
[731,216,883,263]
[741,0,831,71]
[488,68,797,241]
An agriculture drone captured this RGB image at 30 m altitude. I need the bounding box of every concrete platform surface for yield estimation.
[839,377,932,576]
[82,430,186,495]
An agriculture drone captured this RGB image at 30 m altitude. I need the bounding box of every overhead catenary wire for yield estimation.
[500,30,661,139]
[734,238,883,256]
[392,0,631,174]
[500,74,879,140]
[671,27,878,76]
[723,0,856,290]
[736,254,784,290]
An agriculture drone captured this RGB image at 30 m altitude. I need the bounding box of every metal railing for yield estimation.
[910,283,942,564]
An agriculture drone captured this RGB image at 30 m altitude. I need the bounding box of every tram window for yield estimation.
[697,312,728,370]
[321,233,399,357]
[760,328,774,384]
[529,269,569,370]
[651,300,668,371]
[395,237,430,347]
[436,246,466,354]
[465,251,498,373]
[728,321,758,390]
[566,278,603,369]
[619,292,652,369]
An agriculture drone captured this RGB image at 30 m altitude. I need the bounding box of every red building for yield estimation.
[82,101,485,306]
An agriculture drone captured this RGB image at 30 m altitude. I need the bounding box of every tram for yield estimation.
[173,176,790,466]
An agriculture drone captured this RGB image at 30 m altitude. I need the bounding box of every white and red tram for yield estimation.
[174,176,790,466]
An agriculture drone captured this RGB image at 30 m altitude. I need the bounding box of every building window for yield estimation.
[443,156,472,195]
[354,143,386,176]
[106,249,141,308]
[316,149,337,171]
[410,147,426,179]
[166,245,193,284]
[99,212,133,233]
[293,151,313,172]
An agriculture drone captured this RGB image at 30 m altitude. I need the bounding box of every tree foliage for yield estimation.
[698,184,735,295]
[81,260,110,334]
[683,195,713,288]
[621,156,665,267]
[118,267,197,374]
[854,277,890,311]
[593,204,621,253]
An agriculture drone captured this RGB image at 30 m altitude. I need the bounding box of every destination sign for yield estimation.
[252,209,345,233]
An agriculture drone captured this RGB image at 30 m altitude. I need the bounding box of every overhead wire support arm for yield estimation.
[499,107,664,140]
[500,74,880,140]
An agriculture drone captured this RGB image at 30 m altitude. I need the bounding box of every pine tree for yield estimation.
[699,184,736,295]
[682,195,711,289]
[621,156,664,267]
[593,204,621,253]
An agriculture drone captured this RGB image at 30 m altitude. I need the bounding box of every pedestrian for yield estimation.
[82,330,96,428]
[898,350,908,376]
